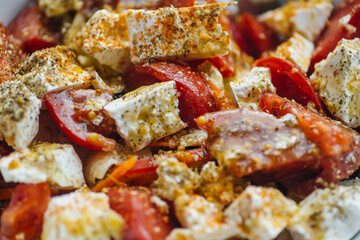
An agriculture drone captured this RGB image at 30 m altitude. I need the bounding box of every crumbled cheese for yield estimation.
[0,80,41,150]
[0,143,85,191]
[289,186,360,240]
[310,38,360,128]
[42,192,124,240]
[259,0,333,41]
[230,67,276,110]
[75,10,131,73]
[198,61,225,90]
[224,186,298,240]
[84,144,152,186]
[39,0,83,17]
[16,46,92,98]
[104,81,186,151]
[126,3,231,63]
[153,155,200,201]
[270,33,314,72]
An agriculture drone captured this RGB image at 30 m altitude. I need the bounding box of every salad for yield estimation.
[0,0,360,239]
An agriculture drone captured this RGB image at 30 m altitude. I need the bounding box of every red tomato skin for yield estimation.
[1,183,51,240]
[309,0,360,73]
[255,57,324,112]
[119,157,158,186]
[108,187,173,240]
[235,13,277,58]
[125,62,217,127]
[7,5,59,54]
[260,93,360,196]
[207,53,236,78]
[0,24,25,83]
[44,89,116,152]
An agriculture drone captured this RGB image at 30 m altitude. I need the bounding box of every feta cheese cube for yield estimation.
[126,3,231,63]
[39,0,83,17]
[104,81,186,151]
[0,143,86,190]
[0,80,41,150]
[224,186,298,240]
[310,38,360,128]
[260,0,332,41]
[154,155,200,201]
[230,67,276,110]
[75,10,131,73]
[16,45,92,98]
[42,192,124,240]
[270,33,314,72]
[289,186,360,240]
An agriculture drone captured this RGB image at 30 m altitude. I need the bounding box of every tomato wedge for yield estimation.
[44,89,116,152]
[254,57,324,112]
[108,187,173,240]
[309,0,360,73]
[260,93,360,196]
[1,183,51,240]
[235,13,277,58]
[7,5,59,54]
[125,62,217,127]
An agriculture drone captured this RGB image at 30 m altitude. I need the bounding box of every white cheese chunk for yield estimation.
[230,67,276,110]
[84,144,152,186]
[126,3,231,63]
[310,38,360,128]
[0,80,41,150]
[224,186,298,240]
[39,0,83,17]
[42,192,124,240]
[270,33,314,72]
[167,194,241,240]
[104,81,186,151]
[154,155,200,201]
[75,10,131,73]
[260,0,333,41]
[289,186,360,240]
[0,143,85,190]
[16,45,92,98]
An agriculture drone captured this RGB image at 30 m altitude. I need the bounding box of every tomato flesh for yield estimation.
[44,89,116,152]
[7,5,59,54]
[1,183,51,240]
[108,187,173,240]
[255,57,324,112]
[234,13,277,58]
[125,62,217,127]
[260,93,360,195]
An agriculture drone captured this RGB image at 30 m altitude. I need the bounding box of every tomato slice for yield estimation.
[260,93,360,195]
[125,62,217,127]
[108,187,173,240]
[1,183,51,240]
[44,89,116,152]
[7,5,59,54]
[118,157,158,186]
[0,24,25,84]
[309,0,360,73]
[254,57,324,112]
[235,13,277,58]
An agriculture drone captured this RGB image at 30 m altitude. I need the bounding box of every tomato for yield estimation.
[44,89,116,152]
[108,187,173,240]
[235,13,277,58]
[260,93,360,196]
[0,24,25,83]
[254,57,324,112]
[158,0,195,7]
[1,183,51,240]
[196,109,322,183]
[309,0,360,73]
[118,157,158,186]
[125,62,217,127]
[7,5,59,54]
